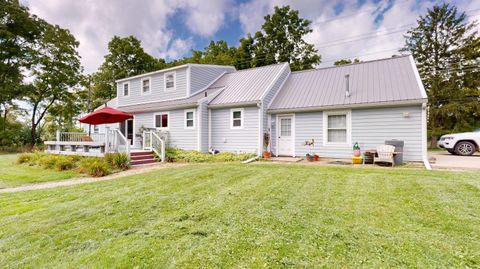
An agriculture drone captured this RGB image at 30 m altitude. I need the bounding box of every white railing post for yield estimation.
[142,131,146,150]
[56,130,60,142]
[105,127,110,153]
[150,130,153,149]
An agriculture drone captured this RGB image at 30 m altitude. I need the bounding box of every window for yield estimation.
[123,82,129,96]
[185,110,195,128]
[323,111,351,145]
[231,108,243,129]
[164,72,175,91]
[280,118,291,136]
[141,78,151,94]
[154,112,169,129]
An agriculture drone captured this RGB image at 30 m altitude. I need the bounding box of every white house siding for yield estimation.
[262,66,290,134]
[190,65,233,95]
[198,101,209,152]
[117,67,188,107]
[133,109,198,150]
[211,106,259,154]
[272,105,423,161]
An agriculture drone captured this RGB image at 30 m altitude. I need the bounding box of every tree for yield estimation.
[0,0,40,127]
[235,34,255,70]
[334,58,361,66]
[251,6,320,71]
[92,36,165,107]
[402,3,479,146]
[25,20,81,145]
[190,40,237,66]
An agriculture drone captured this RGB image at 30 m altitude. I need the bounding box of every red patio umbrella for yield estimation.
[79,106,133,125]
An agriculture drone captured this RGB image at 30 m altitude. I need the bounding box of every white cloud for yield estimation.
[182,0,234,37]
[238,0,480,67]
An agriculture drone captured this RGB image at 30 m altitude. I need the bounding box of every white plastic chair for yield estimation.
[374,145,395,167]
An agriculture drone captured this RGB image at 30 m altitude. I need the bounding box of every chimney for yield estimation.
[345,74,350,97]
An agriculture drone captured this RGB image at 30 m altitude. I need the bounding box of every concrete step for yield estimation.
[130,159,158,165]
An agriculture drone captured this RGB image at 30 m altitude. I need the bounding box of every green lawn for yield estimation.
[0,154,79,189]
[0,164,479,268]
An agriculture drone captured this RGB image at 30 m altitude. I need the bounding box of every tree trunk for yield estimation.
[430,135,438,148]
[31,123,37,146]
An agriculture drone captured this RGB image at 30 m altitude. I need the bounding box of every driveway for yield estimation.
[429,151,480,170]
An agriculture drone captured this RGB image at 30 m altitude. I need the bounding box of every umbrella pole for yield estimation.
[88,124,91,136]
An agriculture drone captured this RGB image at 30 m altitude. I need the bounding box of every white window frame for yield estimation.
[153,112,170,130]
[184,109,196,129]
[164,71,176,92]
[122,82,130,97]
[323,110,352,146]
[141,77,151,95]
[230,108,244,129]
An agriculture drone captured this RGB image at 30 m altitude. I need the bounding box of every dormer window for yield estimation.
[164,72,175,91]
[122,82,129,96]
[141,77,151,95]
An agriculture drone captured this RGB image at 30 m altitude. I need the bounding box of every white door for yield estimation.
[278,116,293,156]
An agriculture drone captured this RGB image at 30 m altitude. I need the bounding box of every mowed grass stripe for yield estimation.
[0,164,478,268]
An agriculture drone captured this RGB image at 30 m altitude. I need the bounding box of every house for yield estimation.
[84,55,428,162]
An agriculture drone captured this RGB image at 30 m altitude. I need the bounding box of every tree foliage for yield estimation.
[402,3,480,145]
[334,58,361,66]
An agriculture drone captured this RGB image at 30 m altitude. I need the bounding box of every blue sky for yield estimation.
[24,0,479,73]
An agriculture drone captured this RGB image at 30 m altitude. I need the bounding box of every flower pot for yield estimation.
[313,154,319,161]
[263,151,271,159]
[306,154,313,161]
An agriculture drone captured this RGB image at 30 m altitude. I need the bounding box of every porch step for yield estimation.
[129,151,158,166]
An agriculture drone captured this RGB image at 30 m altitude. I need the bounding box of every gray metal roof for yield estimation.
[118,88,222,113]
[208,62,288,105]
[269,55,427,111]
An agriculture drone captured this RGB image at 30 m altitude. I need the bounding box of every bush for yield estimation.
[54,156,76,171]
[112,153,129,170]
[39,155,59,169]
[104,153,115,166]
[165,147,256,163]
[78,158,110,177]
[16,153,34,164]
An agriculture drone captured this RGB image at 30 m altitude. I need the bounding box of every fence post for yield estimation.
[56,130,60,142]
[105,127,110,153]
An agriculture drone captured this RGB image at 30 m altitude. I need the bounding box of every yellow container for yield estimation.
[352,156,363,164]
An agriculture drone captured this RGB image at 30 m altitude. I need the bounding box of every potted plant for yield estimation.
[353,142,361,157]
[304,139,315,161]
[263,132,271,159]
[313,154,319,161]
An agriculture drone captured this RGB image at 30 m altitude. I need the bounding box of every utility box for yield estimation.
[385,140,404,164]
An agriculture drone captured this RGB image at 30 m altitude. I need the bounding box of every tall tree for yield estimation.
[92,36,165,107]
[25,20,81,145]
[235,34,255,70]
[190,40,237,66]
[251,6,320,71]
[0,0,40,124]
[402,3,479,146]
[334,58,361,66]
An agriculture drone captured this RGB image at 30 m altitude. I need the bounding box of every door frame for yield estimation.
[276,114,295,157]
[121,118,135,146]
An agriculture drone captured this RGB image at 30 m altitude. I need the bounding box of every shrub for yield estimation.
[39,155,59,169]
[104,153,115,166]
[165,147,256,163]
[112,153,129,170]
[78,158,110,177]
[16,153,34,164]
[54,156,76,171]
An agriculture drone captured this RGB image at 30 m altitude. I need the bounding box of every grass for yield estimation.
[0,164,479,268]
[0,154,79,189]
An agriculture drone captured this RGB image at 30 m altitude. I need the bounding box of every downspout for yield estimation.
[421,102,432,170]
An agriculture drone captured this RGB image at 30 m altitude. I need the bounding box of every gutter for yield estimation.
[268,99,427,114]
[208,101,260,109]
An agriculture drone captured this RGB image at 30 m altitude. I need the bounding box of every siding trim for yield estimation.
[268,99,426,114]
[421,103,431,169]
[258,107,262,155]
[186,65,191,97]
[266,69,291,108]
[259,62,289,101]
[409,55,428,99]
[140,77,151,96]
[196,107,200,151]
[208,108,212,150]
[275,114,295,157]
[322,110,352,147]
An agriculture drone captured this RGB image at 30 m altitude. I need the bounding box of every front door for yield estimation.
[277,116,293,156]
[120,119,134,145]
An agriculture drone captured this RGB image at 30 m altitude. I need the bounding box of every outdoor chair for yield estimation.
[374,145,395,167]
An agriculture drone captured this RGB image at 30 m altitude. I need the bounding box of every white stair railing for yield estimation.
[151,131,165,162]
[110,129,130,157]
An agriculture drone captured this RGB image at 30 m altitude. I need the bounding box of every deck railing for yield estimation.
[142,130,166,162]
[58,132,105,142]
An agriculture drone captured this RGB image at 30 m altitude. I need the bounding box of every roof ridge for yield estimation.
[226,62,288,74]
[291,54,411,75]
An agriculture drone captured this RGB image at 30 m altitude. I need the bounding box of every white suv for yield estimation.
[438,130,480,156]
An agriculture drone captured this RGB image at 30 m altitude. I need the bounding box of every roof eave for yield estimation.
[208,101,260,109]
[267,99,427,114]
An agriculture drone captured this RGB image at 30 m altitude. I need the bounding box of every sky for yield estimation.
[22,0,480,74]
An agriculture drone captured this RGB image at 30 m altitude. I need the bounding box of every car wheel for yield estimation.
[454,141,476,156]
[447,149,457,155]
